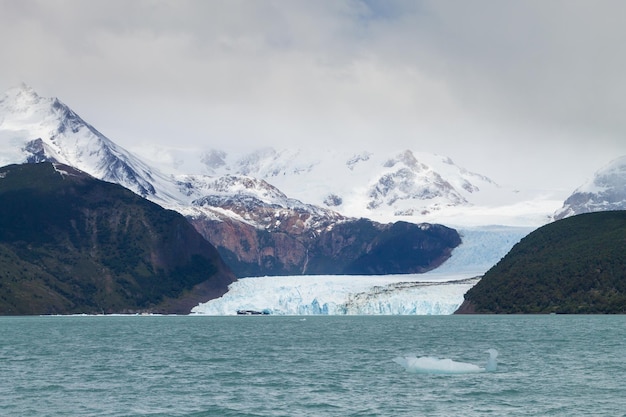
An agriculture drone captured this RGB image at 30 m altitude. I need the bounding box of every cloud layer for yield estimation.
[1,0,625,190]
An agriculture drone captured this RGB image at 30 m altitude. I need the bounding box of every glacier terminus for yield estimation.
[192,226,533,315]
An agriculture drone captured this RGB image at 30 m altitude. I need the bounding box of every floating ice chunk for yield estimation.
[394,349,498,374]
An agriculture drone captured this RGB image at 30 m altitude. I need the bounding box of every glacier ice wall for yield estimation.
[191,225,532,315]
[191,275,479,316]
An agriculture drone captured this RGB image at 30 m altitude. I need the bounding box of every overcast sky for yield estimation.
[1,0,625,192]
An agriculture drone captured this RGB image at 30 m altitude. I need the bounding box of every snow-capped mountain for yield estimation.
[135,145,558,227]
[0,84,464,279]
[554,155,626,220]
[0,83,181,202]
[164,147,500,217]
[0,83,549,313]
[1,83,564,231]
[178,173,345,232]
[0,83,336,228]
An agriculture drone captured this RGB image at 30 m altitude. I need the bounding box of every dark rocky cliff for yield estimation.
[189,214,461,277]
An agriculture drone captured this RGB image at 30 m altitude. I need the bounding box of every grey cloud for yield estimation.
[0,0,625,190]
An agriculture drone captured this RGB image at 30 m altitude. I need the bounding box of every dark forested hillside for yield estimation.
[457,211,626,314]
[0,163,235,315]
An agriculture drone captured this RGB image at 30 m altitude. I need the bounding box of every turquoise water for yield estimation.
[1,315,625,416]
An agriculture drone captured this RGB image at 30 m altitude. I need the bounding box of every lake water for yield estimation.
[1,315,625,416]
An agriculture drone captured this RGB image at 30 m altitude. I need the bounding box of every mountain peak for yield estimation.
[0,84,169,201]
[1,83,43,112]
[4,81,37,95]
[554,155,626,220]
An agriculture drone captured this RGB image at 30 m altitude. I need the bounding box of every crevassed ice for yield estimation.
[191,275,479,316]
[191,226,532,316]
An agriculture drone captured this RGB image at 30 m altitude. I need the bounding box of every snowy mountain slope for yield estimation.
[0,83,547,313]
[1,84,564,229]
[193,147,498,215]
[554,155,626,220]
[135,145,560,227]
[0,83,555,233]
[0,83,182,202]
[178,173,345,231]
[0,84,340,230]
[0,84,463,278]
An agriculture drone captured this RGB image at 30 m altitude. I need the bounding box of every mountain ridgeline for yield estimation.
[457,211,626,314]
[0,163,235,315]
[0,84,464,279]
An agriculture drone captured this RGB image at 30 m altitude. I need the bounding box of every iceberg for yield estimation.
[191,225,532,315]
[393,349,499,374]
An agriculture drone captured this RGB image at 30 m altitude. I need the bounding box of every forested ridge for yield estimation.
[458,211,626,314]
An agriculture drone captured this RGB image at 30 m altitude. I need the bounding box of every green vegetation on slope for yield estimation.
[0,163,234,315]
[460,211,626,313]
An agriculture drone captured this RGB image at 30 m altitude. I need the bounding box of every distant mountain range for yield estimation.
[2,84,625,270]
[7,83,625,227]
[3,83,625,314]
[0,83,509,219]
[0,84,464,277]
[175,147,501,219]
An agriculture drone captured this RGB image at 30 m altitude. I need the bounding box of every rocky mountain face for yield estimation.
[554,156,626,220]
[0,84,465,278]
[190,214,461,277]
[178,174,460,276]
[0,162,235,315]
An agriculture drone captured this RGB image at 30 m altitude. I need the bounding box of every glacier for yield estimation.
[192,225,533,315]
[0,85,546,315]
